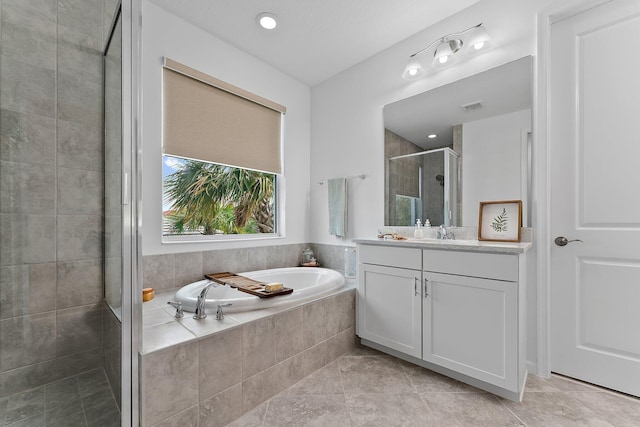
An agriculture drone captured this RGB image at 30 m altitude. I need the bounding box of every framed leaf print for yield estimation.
[478,200,522,242]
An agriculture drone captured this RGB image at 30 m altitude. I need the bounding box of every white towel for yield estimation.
[328,178,347,237]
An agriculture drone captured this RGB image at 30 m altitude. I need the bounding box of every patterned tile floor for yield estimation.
[0,368,119,427]
[229,346,640,427]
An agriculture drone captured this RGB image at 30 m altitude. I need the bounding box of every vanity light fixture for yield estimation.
[402,23,491,80]
[256,12,278,30]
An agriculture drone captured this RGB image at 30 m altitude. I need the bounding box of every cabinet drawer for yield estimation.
[423,250,517,281]
[359,245,421,270]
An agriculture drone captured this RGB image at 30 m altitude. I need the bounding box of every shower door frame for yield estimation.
[104,1,143,425]
[387,147,460,227]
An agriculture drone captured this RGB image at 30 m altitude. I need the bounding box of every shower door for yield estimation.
[104,1,140,424]
[104,4,124,422]
[443,148,459,226]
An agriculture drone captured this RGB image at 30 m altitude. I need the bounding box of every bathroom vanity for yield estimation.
[354,238,532,401]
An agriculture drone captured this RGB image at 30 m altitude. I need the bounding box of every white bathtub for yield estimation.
[174,267,346,313]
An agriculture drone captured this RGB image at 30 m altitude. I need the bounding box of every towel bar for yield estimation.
[317,174,367,185]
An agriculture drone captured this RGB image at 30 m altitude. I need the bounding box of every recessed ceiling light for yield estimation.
[427,134,437,139]
[256,12,278,30]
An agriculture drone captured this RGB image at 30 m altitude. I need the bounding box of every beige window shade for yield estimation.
[163,58,285,174]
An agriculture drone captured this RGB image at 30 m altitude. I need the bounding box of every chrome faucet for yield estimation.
[437,225,447,239]
[193,281,219,320]
[437,225,455,240]
[216,303,233,320]
[167,301,184,319]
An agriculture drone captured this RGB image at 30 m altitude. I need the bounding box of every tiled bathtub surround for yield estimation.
[0,0,120,400]
[140,288,356,426]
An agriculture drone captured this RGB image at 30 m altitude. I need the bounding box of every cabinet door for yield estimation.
[358,264,422,358]
[423,272,518,390]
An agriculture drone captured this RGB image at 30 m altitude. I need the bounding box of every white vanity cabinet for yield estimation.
[356,240,530,401]
[358,245,422,358]
[422,250,523,393]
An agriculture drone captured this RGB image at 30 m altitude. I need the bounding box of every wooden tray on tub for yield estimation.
[204,272,293,298]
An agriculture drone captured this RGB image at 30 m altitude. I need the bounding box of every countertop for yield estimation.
[354,238,532,254]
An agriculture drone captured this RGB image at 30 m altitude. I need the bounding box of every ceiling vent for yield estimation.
[460,100,483,112]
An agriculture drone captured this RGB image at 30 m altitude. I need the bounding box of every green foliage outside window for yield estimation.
[163,156,275,236]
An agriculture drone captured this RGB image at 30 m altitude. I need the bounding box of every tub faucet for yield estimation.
[216,303,233,320]
[193,281,219,320]
[167,301,184,319]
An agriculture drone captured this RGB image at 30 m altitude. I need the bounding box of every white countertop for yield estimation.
[354,238,532,254]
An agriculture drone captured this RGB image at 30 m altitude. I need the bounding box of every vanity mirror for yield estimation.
[384,56,532,228]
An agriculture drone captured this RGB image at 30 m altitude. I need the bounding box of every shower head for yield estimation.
[436,174,445,186]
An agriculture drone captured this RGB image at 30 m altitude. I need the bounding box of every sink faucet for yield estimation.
[437,225,447,239]
[437,225,455,240]
[193,281,219,320]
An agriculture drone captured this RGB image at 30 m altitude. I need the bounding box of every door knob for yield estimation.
[554,236,583,246]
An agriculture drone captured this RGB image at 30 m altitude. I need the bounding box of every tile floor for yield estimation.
[228,346,640,427]
[0,368,119,427]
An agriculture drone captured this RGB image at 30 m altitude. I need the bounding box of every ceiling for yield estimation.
[148,0,480,86]
[384,56,532,150]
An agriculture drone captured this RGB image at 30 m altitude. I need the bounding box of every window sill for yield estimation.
[161,233,283,245]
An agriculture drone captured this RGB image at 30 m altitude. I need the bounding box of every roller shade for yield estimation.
[162,58,285,174]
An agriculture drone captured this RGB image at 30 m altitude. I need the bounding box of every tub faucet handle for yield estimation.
[167,301,184,319]
[216,303,232,320]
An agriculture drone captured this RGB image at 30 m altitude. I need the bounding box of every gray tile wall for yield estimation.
[143,243,309,291]
[103,305,122,409]
[141,289,356,427]
[142,243,353,294]
[0,0,119,399]
[384,129,423,225]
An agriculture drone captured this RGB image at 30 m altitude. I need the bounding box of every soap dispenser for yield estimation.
[414,219,424,238]
[424,219,431,227]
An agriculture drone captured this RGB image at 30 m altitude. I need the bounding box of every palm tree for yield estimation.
[163,159,275,235]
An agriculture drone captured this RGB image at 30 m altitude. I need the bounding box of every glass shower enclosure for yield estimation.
[0,0,138,425]
[386,147,459,227]
[104,1,141,425]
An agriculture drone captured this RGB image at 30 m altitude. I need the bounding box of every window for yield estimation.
[161,59,285,241]
[162,156,276,237]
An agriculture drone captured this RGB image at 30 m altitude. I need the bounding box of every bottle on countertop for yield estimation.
[414,218,424,238]
[424,218,431,227]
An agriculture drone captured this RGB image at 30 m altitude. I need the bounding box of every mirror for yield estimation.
[384,56,532,228]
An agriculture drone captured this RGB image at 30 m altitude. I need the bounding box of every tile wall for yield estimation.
[140,242,357,425]
[140,288,356,426]
[143,243,354,293]
[384,129,423,225]
[103,305,121,408]
[0,0,120,399]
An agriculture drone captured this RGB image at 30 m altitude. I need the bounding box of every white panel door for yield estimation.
[549,0,640,396]
[358,264,422,358]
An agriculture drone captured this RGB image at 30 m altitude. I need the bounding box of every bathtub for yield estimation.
[174,267,346,313]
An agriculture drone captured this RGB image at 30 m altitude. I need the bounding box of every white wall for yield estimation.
[309,0,556,372]
[141,1,311,255]
[462,109,531,227]
[309,0,554,245]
